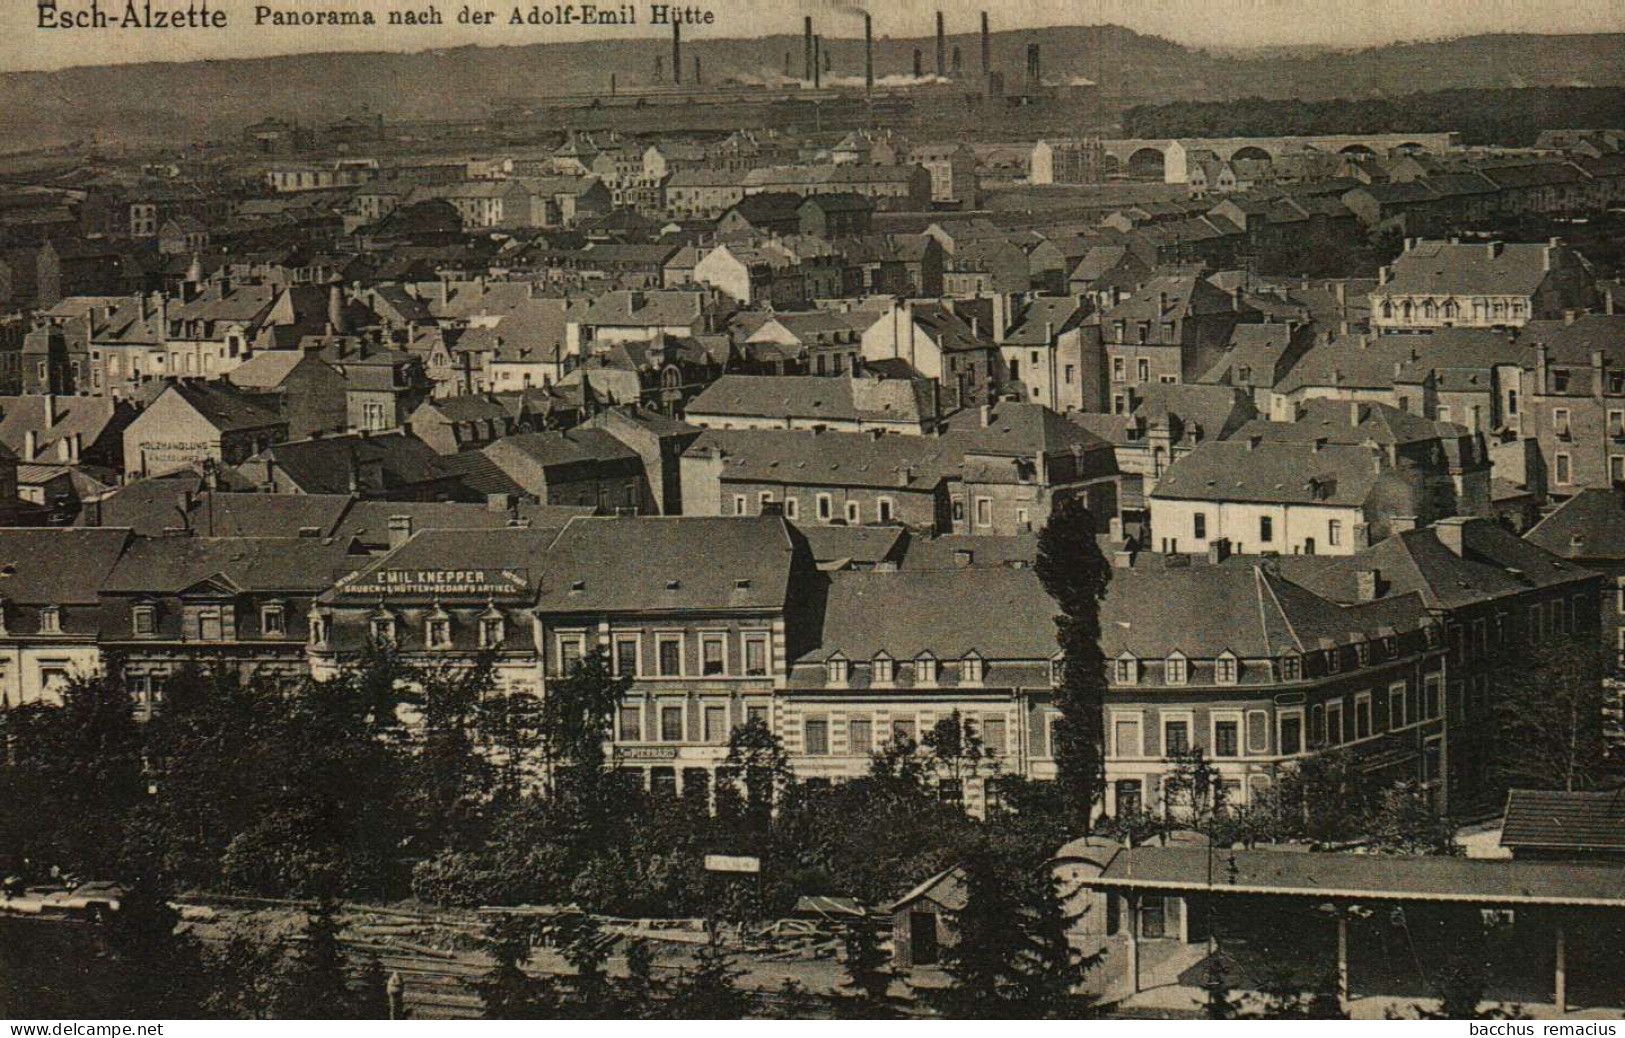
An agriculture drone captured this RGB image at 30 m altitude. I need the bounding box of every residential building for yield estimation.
[684,374,941,436]
[1100,276,1260,412]
[482,429,652,513]
[123,380,286,479]
[1370,238,1595,331]
[0,528,132,708]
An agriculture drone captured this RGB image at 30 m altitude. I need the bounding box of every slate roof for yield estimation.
[795,524,909,570]
[1500,789,1625,853]
[161,380,284,432]
[799,567,1057,663]
[483,429,640,472]
[685,375,935,426]
[326,525,566,604]
[1526,487,1625,559]
[569,289,702,328]
[244,433,451,494]
[534,516,798,614]
[0,396,128,458]
[102,535,358,594]
[1153,439,1395,508]
[1101,275,1248,325]
[226,350,312,389]
[1379,240,1563,298]
[1280,518,1599,611]
[0,528,132,604]
[1003,297,1090,345]
[1236,398,1469,448]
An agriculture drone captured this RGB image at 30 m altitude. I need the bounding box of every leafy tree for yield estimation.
[402,657,498,854]
[1035,498,1111,834]
[667,923,748,1019]
[921,710,998,809]
[1364,781,1459,856]
[1484,642,1608,796]
[719,718,794,832]
[538,648,631,794]
[0,673,145,879]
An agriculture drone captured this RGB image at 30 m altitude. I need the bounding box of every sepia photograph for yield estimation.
[0,0,1624,1023]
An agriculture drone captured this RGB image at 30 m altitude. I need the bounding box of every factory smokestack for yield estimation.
[694,54,702,85]
[912,47,922,77]
[673,20,682,85]
[784,50,791,77]
[813,35,822,88]
[952,45,962,76]
[1026,41,1040,88]
[655,55,663,83]
[864,13,873,92]
[936,11,946,78]
[981,11,990,73]
[804,16,814,81]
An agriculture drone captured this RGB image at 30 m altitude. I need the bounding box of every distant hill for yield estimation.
[3,27,1623,149]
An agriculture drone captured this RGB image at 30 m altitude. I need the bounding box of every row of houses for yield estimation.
[0,510,1596,821]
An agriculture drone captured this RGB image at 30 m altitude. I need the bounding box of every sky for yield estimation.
[3,0,1623,72]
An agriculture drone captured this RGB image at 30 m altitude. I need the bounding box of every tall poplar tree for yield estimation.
[1034,498,1111,833]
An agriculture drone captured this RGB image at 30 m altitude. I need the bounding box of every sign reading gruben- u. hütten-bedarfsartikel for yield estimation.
[338,568,531,597]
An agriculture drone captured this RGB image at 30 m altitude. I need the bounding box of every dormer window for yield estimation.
[40,606,61,635]
[478,607,505,649]
[261,602,286,638]
[1382,635,1398,658]
[1164,652,1188,685]
[425,608,452,651]
[1424,621,1442,649]
[370,612,396,647]
[1325,646,1341,673]
[827,654,849,685]
[1113,653,1138,685]
[133,603,158,638]
[1281,653,1301,681]
[1050,653,1064,686]
[916,653,938,686]
[1215,651,1239,686]
[962,652,984,685]
[1354,639,1371,666]
[872,652,894,686]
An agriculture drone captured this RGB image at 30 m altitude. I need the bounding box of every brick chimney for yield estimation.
[388,514,413,549]
[1434,516,1470,556]
[1355,568,1381,601]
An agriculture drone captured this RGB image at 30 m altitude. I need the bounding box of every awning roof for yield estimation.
[1093,844,1625,908]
